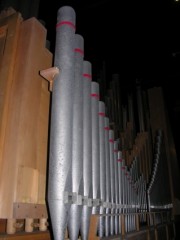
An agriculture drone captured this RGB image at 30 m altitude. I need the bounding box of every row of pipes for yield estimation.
[47,5,172,240]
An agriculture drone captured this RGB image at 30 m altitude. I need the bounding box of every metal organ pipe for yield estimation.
[117,151,123,234]
[68,34,84,240]
[47,6,75,240]
[98,101,106,237]
[80,61,93,240]
[109,129,115,235]
[114,141,119,234]
[91,82,100,216]
[46,5,157,239]
[104,117,111,237]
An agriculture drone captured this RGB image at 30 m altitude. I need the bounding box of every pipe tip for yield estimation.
[75,34,84,52]
[83,61,92,74]
[57,6,76,24]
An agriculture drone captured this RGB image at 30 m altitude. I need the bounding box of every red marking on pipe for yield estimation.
[91,93,99,99]
[118,158,123,162]
[98,112,105,117]
[74,48,84,55]
[83,73,92,79]
[121,166,125,170]
[125,173,128,176]
[56,21,76,29]
[114,149,118,153]
[104,127,110,131]
[109,139,114,143]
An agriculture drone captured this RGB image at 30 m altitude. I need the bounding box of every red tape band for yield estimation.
[98,112,105,117]
[83,73,92,79]
[114,149,118,153]
[56,21,76,29]
[109,139,114,143]
[118,159,123,162]
[74,48,84,55]
[91,93,99,99]
[121,166,125,170]
[104,127,110,131]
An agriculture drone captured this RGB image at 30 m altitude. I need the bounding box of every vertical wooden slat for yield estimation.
[0,12,22,218]
[88,215,99,240]
[0,12,22,178]
[0,14,52,218]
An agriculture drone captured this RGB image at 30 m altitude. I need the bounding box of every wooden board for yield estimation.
[0,13,52,218]
[0,12,22,178]
[0,231,51,240]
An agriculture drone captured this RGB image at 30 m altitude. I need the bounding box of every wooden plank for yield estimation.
[88,215,99,240]
[13,203,48,218]
[0,12,22,218]
[0,16,52,218]
[0,25,7,56]
[0,231,50,240]
[0,12,22,178]
[16,166,39,203]
[0,219,6,233]
[37,50,52,204]
[0,8,17,20]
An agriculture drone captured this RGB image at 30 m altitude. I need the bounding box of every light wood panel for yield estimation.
[0,11,52,218]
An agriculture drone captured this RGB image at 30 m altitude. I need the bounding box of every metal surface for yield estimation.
[80,61,92,240]
[47,6,76,240]
[98,101,106,237]
[114,141,119,234]
[68,34,84,240]
[117,151,122,234]
[91,81,100,215]
[109,129,115,235]
[104,117,111,237]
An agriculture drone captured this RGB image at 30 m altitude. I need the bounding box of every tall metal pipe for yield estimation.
[47,6,76,240]
[80,61,92,240]
[98,101,106,237]
[121,160,126,231]
[117,151,122,234]
[109,129,115,235]
[91,82,100,215]
[114,141,119,234]
[68,34,84,240]
[104,117,111,237]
